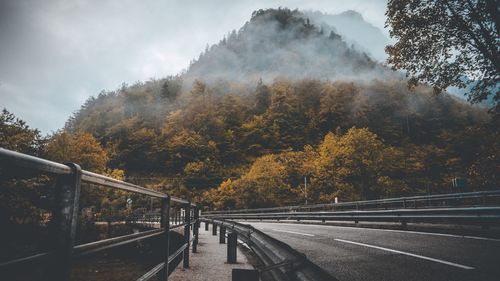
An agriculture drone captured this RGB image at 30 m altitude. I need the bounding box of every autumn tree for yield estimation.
[115,127,159,172]
[318,83,361,135]
[203,179,237,210]
[239,115,272,156]
[0,109,44,155]
[207,154,298,209]
[265,81,306,150]
[254,79,271,114]
[45,132,109,172]
[216,94,249,164]
[183,149,224,190]
[160,77,182,101]
[313,128,406,201]
[386,0,500,108]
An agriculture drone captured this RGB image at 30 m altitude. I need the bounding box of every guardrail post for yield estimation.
[212,223,217,235]
[47,163,82,281]
[160,196,171,280]
[183,203,191,268]
[220,226,226,244]
[227,232,237,264]
[193,207,199,253]
[205,221,209,231]
[401,219,407,228]
[232,269,259,281]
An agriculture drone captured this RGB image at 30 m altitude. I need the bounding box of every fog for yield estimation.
[0,0,388,134]
[184,9,394,88]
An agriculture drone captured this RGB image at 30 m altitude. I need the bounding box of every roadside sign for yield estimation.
[452,178,466,188]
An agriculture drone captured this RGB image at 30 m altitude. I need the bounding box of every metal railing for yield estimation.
[204,190,500,215]
[200,205,500,281]
[202,206,500,227]
[200,193,500,281]
[202,190,500,228]
[0,147,199,281]
[200,218,337,281]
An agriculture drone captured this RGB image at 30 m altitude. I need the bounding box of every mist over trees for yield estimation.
[62,75,496,208]
[2,8,498,209]
[184,8,391,86]
[305,10,390,61]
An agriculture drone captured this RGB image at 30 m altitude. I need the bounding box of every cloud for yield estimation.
[0,0,388,134]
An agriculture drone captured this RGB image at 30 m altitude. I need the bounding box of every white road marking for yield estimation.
[462,235,500,242]
[335,226,500,242]
[334,238,475,270]
[271,229,315,237]
[253,222,500,242]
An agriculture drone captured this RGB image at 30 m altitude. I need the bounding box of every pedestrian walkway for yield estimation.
[169,224,254,281]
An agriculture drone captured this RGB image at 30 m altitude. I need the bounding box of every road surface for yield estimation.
[244,222,500,281]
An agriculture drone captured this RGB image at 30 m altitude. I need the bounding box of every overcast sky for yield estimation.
[0,0,388,134]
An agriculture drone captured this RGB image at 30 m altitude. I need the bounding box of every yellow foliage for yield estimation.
[45,132,108,172]
[104,168,125,180]
[313,127,406,200]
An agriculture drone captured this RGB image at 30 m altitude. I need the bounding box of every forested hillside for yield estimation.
[4,8,497,210]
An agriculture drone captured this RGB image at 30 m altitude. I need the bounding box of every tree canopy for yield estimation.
[0,109,44,156]
[385,0,500,111]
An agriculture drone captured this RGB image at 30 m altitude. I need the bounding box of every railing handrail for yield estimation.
[0,147,198,281]
[0,147,194,206]
[204,189,500,214]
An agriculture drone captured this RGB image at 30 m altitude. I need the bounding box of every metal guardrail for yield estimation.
[0,147,199,281]
[201,196,500,280]
[204,190,500,215]
[202,207,500,227]
[203,189,500,227]
[201,218,337,281]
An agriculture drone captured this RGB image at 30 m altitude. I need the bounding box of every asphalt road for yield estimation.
[244,222,500,281]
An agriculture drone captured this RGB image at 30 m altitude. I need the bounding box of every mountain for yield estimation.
[305,10,391,62]
[184,8,393,86]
